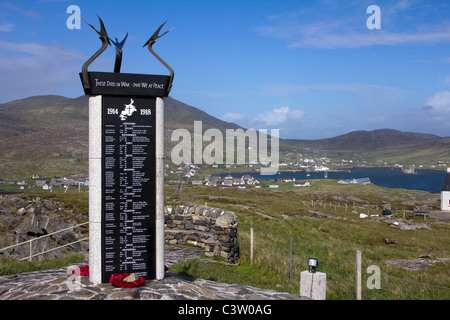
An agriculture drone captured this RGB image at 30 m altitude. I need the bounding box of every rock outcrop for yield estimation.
[0,195,240,264]
[0,195,88,261]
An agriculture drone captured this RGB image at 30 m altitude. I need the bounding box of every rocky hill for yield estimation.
[282,129,444,152]
[0,94,240,138]
[0,95,244,179]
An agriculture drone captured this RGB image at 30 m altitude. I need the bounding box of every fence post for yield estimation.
[250,228,254,264]
[29,240,32,262]
[355,250,362,300]
[289,237,293,279]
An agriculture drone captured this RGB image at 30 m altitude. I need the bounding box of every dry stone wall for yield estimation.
[164,205,239,264]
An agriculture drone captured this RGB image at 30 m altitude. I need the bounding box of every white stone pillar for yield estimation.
[155,97,165,280]
[88,95,102,285]
[300,271,327,300]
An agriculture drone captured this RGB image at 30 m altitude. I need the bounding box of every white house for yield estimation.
[42,184,52,190]
[294,181,310,187]
[221,180,233,187]
[441,167,450,211]
[205,180,217,187]
[338,177,371,185]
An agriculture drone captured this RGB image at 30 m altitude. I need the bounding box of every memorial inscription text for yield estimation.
[101,96,156,282]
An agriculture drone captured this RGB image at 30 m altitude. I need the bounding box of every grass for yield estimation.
[1,179,448,299]
[167,180,450,300]
[34,190,89,216]
[0,158,88,182]
[3,189,90,223]
[170,258,295,293]
[0,252,85,276]
[364,145,450,168]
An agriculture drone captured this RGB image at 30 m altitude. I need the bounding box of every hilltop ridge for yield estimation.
[282,128,445,152]
[0,94,449,179]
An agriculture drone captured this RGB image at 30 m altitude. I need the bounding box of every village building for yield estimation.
[32,174,46,180]
[34,180,47,188]
[221,180,233,187]
[246,178,260,186]
[42,184,52,190]
[338,177,371,185]
[441,167,450,212]
[205,180,217,187]
[402,165,415,174]
[294,181,311,187]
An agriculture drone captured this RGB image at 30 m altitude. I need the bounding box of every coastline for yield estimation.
[217,166,446,194]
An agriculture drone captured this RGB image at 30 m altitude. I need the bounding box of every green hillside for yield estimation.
[168,180,449,300]
[0,94,449,182]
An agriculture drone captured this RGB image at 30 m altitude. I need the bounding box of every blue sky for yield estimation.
[1,0,450,139]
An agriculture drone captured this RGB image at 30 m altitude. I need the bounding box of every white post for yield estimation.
[300,271,327,300]
[289,237,293,279]
[355,250,362,300]
[250,228,254,264]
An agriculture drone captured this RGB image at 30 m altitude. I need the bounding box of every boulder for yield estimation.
[215,212,237,228]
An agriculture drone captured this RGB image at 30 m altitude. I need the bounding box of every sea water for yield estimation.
[222,167,446,193]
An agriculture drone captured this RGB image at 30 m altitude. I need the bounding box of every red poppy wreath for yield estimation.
[71,265,89,276]
[70,264,169,288]
[109,273,146,288]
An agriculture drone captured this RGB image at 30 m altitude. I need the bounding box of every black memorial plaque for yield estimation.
[80,72,170,97]
[101,95,157,283]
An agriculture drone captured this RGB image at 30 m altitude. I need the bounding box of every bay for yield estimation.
[221,167,446,194]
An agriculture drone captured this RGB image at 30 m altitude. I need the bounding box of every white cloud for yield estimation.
[424,91,450,112]
[293,29,450,49]
[289,109,306,120]
[0,41,85,102]
[389,0,415,13]
[0,23,15,32]
[182,90,240,98]
[256,1,450,49]
[2,3,41,19]
[222,112,247,123]
[258,22,450,49]
[262,82,404,100]
[252,106,305,127]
